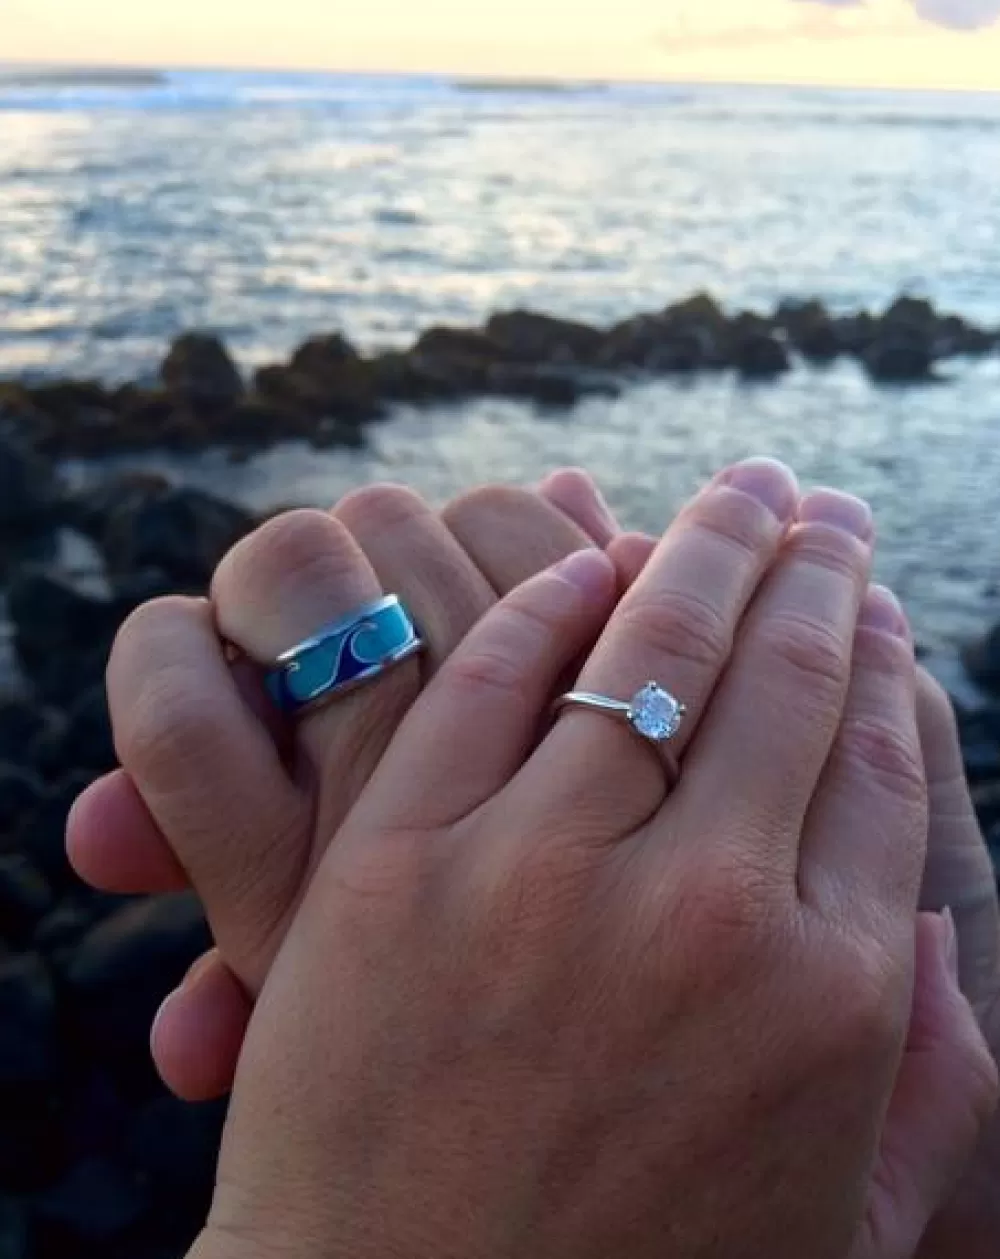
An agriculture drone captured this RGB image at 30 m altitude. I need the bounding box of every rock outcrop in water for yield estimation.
[0,294,995,463]
[0,452,998,1256]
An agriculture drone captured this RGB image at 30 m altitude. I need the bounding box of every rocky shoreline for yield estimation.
[1,295,999,1257]
[2,293,997,465]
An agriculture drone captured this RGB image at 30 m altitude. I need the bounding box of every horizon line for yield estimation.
[2,56,1000,99]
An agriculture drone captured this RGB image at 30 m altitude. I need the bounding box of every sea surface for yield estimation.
[1,70,999,653]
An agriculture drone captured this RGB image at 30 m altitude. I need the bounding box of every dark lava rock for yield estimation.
[160,333,243,406]
[0,855,53,944]
[25,381,112,425]
[964,622,1000,694]
[973,780,1000,833]
[0,1195,29,1259]
[89,478,256,586]
[64,894,210,1062]
[0,952,57,1084]
[6,569,123,704]
[47,685,115,776]
[17,772,95,890]
[34,1157,149,1243]
[487,363,615,408]
[412,325,503,364]
[863,334,936,383]
[733,330,791,380]
[0,436,57,531]
[484,310,605,364]
[289,331,362,377]
[774,299,841,362]
[126,1095,223,1201]
[66,894,208,998]
[0,765,46,834]
[598,315,709,371]
[0,698,59,769]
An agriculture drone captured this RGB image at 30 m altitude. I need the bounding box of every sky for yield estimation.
[4,0,1000,92]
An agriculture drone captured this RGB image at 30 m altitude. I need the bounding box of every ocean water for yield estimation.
[2,70,1000,650]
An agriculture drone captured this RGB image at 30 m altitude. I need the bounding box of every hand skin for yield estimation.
[66,465,992,1259]
[173,491,979,1259]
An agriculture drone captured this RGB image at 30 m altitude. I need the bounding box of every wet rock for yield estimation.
[0,765,46,834]
[412,325,503,363]
[289,331,362,377]
[0,953,57,1084]
[598,315,708,371]
[49,686,115,776]
[126,1096,223,1201]
[254,362,380,427]
[6,570,123,704]
[862,334,936,383]
[91,479,255,586]
[487,363,616,408]
[0,1195,29,1259]
[0,436,57,531]
[64,894,210,1061]
[484,310,604,364]
[964,622,1000,694]
[774,299,841,362]
[972,780,1000,833]
[160,333,243,407]
[66,894,208,996]
[17,772,95,890]
[0,855,53,944]
[34,1157,149,1243]
[0,698,54,768]
[733,330,791,380]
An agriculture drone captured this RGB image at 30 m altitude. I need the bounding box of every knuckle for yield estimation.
[669,854,784,982]
[835,715,927,808]
[334,482,431,534]
[756,612,846,699]
[213,508,354,599]
[117,673,224,786]
[822,939,907,1061]
[110,594,199,669]
[443,483,537,533]
[619,587,731,671]
[785,523,870,583]
[444,597,560,705]
[687,486,778,560]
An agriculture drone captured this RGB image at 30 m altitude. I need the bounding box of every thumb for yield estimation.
[854,911,999,1259]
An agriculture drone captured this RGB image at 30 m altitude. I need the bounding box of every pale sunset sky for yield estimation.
[4,0,1000,92]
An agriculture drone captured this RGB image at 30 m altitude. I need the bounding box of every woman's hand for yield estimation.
[179,473,992,1259]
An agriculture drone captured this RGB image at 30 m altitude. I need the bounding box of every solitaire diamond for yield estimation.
[628,682,683,743]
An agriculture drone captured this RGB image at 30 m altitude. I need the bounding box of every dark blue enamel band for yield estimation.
[264,595,424,715]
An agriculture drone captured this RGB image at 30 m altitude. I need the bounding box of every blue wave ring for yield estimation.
[263,595,424,716]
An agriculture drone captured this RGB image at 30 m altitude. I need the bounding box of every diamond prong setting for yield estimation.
[627,682,684,743]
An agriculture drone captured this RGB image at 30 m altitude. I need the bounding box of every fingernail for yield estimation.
[798,489,874,541]
[940,907,960,984]
[553,548,614,599]
[858,585,909,639]
[718,458,799,523]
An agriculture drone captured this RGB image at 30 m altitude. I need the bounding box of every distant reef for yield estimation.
[0,67,166,90]
[452,78,607,94]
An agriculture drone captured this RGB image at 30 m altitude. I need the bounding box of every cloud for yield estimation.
[911,0,1000,26]
[796,0,1000,27]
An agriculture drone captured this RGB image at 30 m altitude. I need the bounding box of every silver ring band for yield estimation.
[264,595,424,716]
[552,681,686,783]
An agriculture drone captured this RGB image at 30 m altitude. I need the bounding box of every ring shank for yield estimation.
[551,691,681,790]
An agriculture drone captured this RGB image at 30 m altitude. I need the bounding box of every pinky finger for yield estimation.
[853,912,999,1259]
